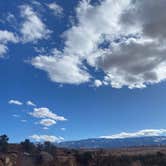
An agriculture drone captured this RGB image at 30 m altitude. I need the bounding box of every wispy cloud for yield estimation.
[26,100,36,107]
[12,114,20,118]
[100,129,166,139]
[61,128,66,131]
[8,99,23,106]
[0,30,18,57]
[47,2,63,16]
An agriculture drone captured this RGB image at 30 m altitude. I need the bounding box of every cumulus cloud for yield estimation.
[29,107,66,121]
[100,129,166,139]
[30,134,64,143]
[95,0,166,89]
[32,54,90,84]
[20,5,51,42]
[47,2,63,16]
[32,0,166,89]
[0,30,18,57]
[32,0,128,85]
[39,118,56,127]
[26,100,36,107]
[8,99,23,106]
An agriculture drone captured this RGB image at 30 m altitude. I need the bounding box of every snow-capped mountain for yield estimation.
[58,136,166,149]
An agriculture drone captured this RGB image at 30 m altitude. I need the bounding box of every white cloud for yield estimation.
[30,134,64,142]
[61,128,66,131]
[31,0,130,86]
[63,0,131,58]
[94,80,102,87]
[39,118,56,127]
[12,114,20,118]
[0,45,8,56]
[6,13,17,29]
[8,99,23,106]
[29,107,67,121]
[100,129,166,139]
[47,2,63,16]
[43,127,49,130]
[32,0,166,89]
[0,30,18,43]
[0,30,18,57]
[32,54,90,84]
[20,5,51,42]
[26,100,36,107]
[6,13,16,23]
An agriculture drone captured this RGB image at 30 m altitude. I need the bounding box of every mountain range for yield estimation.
[57,136,166,149]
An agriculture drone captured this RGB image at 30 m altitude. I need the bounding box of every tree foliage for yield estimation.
[21,139,36,153]
[0,134,9,152]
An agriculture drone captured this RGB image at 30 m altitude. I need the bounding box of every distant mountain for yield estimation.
[58,136,166,149]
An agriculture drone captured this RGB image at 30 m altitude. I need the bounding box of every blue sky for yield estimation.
[1,0,166,143]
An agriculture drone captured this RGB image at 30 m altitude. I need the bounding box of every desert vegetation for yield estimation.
[1,135,166,165]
